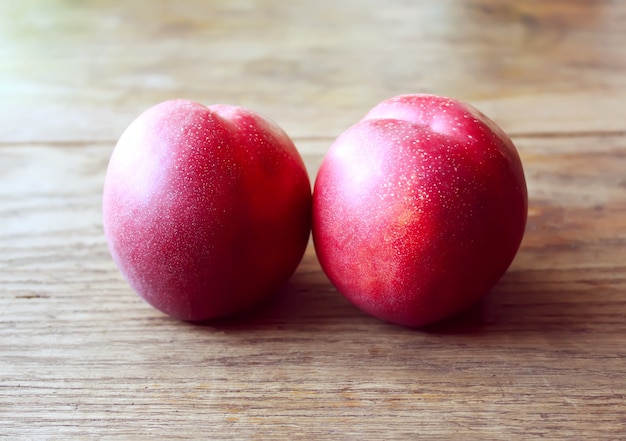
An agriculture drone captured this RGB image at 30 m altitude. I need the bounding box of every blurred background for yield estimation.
[1,0,623,144]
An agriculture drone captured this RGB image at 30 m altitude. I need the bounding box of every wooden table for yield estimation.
[2,1,625,439]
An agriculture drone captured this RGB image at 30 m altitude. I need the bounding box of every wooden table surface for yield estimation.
[2,1,625,439]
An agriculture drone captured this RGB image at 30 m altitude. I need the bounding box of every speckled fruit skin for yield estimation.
[103,100,311,321]
[312,94,527,327]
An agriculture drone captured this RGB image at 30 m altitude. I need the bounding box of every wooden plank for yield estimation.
[0,0,625,142]
[1,133,625,439]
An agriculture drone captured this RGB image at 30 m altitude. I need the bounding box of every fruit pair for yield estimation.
[103,94,527,327]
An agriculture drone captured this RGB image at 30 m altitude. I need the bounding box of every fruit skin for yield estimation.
[312,94,527,327]
[103,99,311,321]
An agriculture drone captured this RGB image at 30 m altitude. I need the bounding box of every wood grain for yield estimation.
[1,1,625,439]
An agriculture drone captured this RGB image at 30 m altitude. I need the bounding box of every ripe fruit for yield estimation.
[312,94,527,327]
[103,100,311,321]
